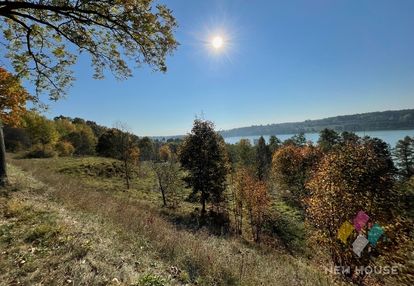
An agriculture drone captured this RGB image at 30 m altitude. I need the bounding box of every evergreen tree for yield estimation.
[317,128,340,152]
[341,131,360,144]
[179,119,229,215]
[256,136,271,180]
[269,135,282,154]
[394,136,414,180]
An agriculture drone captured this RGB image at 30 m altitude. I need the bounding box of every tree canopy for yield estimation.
[0,0,178,100]
[179,119,229,215]
[0,67,33,126]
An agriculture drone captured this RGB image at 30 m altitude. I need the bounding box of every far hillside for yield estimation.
[220,109,414,137]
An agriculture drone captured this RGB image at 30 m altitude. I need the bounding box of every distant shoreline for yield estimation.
[222,127,414,138]
[220,109,414,138]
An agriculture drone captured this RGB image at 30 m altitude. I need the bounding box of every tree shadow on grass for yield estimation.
[159,207,232,237]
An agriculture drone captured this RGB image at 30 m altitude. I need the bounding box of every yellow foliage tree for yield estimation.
[305,141,407,284]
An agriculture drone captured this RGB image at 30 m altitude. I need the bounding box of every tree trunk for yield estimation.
[124,159,130,189]
[0,126,8,187]
[160,185,167,207]
[201,189,206,215]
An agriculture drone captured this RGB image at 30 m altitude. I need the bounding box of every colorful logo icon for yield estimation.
[337,211,384,257]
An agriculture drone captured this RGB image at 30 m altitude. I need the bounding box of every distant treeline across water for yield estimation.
[224,129,414,148]
[220,109,414,138]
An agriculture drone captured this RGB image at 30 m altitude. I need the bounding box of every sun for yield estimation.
[211,36,224,49]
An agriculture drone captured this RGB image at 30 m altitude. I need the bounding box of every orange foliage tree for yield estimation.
[271,144,321,205]
[0,67,33,185]
[233,167,270,242]
[0,67,32,126]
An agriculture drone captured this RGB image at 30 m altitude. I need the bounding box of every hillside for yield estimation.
[220,109,414,137]
[0,156,340,286]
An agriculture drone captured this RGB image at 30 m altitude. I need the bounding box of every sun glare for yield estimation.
[212,36,224,49]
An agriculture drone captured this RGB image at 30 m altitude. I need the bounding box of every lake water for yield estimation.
[224,129,414,148]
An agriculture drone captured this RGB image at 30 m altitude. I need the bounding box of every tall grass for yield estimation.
[10,158,339,286]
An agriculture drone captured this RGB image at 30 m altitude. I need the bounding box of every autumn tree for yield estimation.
[64,123,97,155]
[159,144,172,162]
[271,144,321,205]
[246,179,269,242]
[179,119,229,216]
[232,167,269,242]
[305,141,400,283]
[0,0,178,100]
[394,136,414,180]
[0,67,33,185]
[54,117,76,138]
[119,126,140,190]
[232,168,247,235]
[256,136,271,180]
[22,111,58,148]
[153,145,183,208]
[111,123,140,189]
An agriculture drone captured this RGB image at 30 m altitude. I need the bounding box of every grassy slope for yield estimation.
[0,164,181,286]
[2,156,344,286]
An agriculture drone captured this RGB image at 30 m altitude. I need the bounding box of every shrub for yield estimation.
[24,144,57,158]
[55,141,75,157]
[137,274,166,286]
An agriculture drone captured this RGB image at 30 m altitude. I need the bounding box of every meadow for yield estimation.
[0,155,342,286]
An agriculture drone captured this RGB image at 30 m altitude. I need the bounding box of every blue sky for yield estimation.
[41,0,414,136]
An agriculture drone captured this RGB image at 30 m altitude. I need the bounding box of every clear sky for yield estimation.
[41,0,414,136]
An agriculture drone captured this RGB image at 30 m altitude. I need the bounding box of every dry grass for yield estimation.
[6,157,344,286]
[1,165,183,285]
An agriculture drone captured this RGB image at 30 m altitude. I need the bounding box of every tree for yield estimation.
[96,128,120,157]
[284,132,306,146]
[256,136,271,180]
[112,123,140,189]
[232,167,269,242]
[317,128,340,152]
[3,126,30,152]
[64,123,97,155]
[86,120,107,139]
[341,131,360,144]
[159,144,172,162]
[269,135,281,154]
[153,146,182,208]
[55,141,75,157]
[138,136,155,161]
[272,144,321,205]
[236,139,255,168]
[54,117,76,137]
[96,125,139,188]
[22,112,58,147]
[0,67,33,185]
[0,0,178,100]
[394,136,414,180]
[179,119,229,216]
[305,142,399,283]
